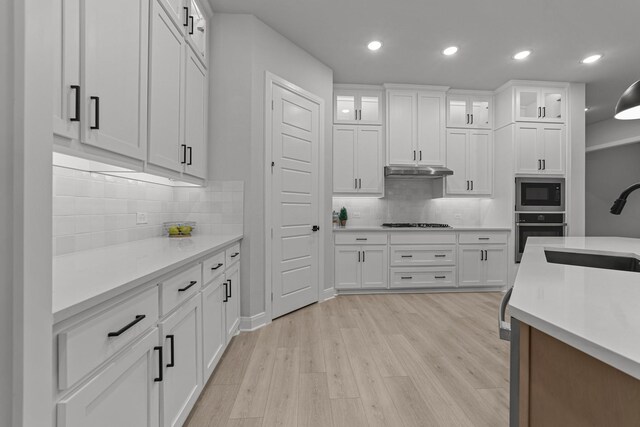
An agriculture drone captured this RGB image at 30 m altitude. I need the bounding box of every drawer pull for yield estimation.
[478,237,490,240]
[435,276,446,279]
[211,263,223,271]
[154,346,163,382]
[178,280,198,292]
[434,254,446,258]
[355,238,368,241]
[401,276,413,280]
[107,315,146,337]
[230,252,240,258]
[166,335,175,368]
[401,255,413,258]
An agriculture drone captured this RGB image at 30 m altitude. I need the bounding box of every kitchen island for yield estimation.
[507,236,640,426]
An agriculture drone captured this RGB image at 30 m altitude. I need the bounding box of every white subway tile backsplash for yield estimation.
[52,166,244,256]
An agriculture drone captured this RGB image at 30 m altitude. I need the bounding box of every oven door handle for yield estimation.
[515,223,567,227]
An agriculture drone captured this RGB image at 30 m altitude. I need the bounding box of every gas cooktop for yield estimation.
[381,223,451,228]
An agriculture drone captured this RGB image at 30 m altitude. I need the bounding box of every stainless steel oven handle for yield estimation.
[499,287,513,341]
[515,223,567,227]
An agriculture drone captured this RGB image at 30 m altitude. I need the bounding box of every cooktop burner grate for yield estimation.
[381,223,451,228]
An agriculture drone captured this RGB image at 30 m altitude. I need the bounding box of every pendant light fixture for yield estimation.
[614,80,640,120]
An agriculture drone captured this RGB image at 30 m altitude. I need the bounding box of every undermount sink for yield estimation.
[544,249,640,273]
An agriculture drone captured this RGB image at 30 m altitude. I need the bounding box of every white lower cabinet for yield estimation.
[57,328,161,427]
[335,245,388,289]
[224,263,241,343]
[201,275,226,381]
[458,244,508,287]
[390,267,456,288]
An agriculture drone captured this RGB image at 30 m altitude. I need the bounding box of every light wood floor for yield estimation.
[185,292,510,427]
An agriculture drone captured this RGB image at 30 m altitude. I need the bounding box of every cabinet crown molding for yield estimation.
[494,80,570,94]
[334,83,384,91]
[383,83,450,92]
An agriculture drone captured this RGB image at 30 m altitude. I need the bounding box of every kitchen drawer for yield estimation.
[458,232,508,245]
[203,251,225,285]
[161,264,202,315]
[390,245,456,267]
[225,243,241,267]
[57,286,159,390]
[334,233,388,245]
[389,233,456,245]
[390,267,456,289]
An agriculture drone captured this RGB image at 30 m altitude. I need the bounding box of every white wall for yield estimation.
[0,0,14,424]
[209,14,333,318]
[568,83,586,236]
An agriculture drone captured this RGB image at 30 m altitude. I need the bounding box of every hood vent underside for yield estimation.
[384,166,453,178]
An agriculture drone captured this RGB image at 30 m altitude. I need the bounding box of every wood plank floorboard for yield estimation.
[186,292,509,427]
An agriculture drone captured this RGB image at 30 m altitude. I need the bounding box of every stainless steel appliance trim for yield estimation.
[515,223,567,227]
[515,177,565,212]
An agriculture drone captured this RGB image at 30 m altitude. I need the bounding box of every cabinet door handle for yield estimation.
[470,114,474,125]
[355,238,368,241]
[538,159,542,170]
[355,178,358,189]
[181,144,187,164]
[413,150,416,161]
[358,178,362,189]
[362,251,365,262]
[537,107,541,118]
[481,250,484,261]
[154,346,163,382]
[178,280,197,292]
[70,85,80,122]
[166,335,175,367]
[478,237,490,240]
[223,281,228,302]
[435,276,446,279]
[358,251,361,262]
[107,314,146,337]
[466,114,470,124]
[470,180,473,191]
[401,276,412,280]
[227,279,232,299]
[484,250,488,260]
[401,255,413,258]
[187,146,193,165]
[419,151,422,161]
[90,96,100,130]
[183,7,189,26]
[542,107,546,118]
[435,254,446,258]
[542,159,546,170]
[211,263,223,270]
[189,16,194,35]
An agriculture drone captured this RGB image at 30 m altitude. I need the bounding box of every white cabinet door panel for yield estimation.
[387,91,417,165]
[183,49,207,179]
[445,129,468,194]
[82,0,149,160]
[202,276,225,381]
[224,264,240,342]
[468,130,492,194]
[335,246,361,289]
[361,245,388,289]
[484,246,508,287]
[417,92,445,165]
[458,246,484,287]
[447,96,469,128]
[159,0,187,33]
[333,126,357,193]
[359,92,382,124]
[515,124,542,174]
[541,124,565,174]
[148,0,185,173]
[356,127,383,194]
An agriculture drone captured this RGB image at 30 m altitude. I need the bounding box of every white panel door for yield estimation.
[387,91,417,165]
[540,88,565,123]
[515,88,541,122]
[224,264,240,342]
[484,246,508,287]
[202,276,225,381]
[356,127,383,194]
[148,0,185,173]
[358,91,383,125]
[187,0,207,65]
[57,329,160,427]
[183,48,207,179]
[361,246,388,289]
[271,83,320,319]
[515,123,542,174]
[458,246,484,287]
[82,0,148,160]
[334,90,358,124]
[332,126,357,193]
[447,96,469,128]
[52,0,80,141]
[335,246,361,289]
[417,92,445,165]
[471,96,492,129]
[160,296,202,427]
[445,129,468,194]
[468,130,492,194]
[540,124,565,175]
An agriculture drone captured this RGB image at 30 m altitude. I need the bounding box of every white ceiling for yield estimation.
[208,0,640,124]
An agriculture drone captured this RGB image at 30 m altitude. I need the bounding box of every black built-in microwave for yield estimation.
[515,178,565,212]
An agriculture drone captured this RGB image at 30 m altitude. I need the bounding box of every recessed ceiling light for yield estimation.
[442,46,458,56]
[513,50,532,60]
[581,54,603,64]
[367,40,382,51]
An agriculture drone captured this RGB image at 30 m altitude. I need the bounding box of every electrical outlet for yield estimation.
[136,212,148,225]
[352,211,361,218]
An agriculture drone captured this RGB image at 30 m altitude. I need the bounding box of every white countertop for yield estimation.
[53,233,243,323]
[510,236,640,379]
[333,225,511,232]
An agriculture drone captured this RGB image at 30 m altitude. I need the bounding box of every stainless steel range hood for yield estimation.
[384,166,453,178]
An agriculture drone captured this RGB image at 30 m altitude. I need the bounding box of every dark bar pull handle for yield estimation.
[107,315,145,337]
[362,251,365,262]
[470,114,474,124]
[154,346,163,382]
[358,251,361,263]
[70,85,80,122]
[166,335,175,367]
[435,254,446,258]
[401,255,413,258]
[419,151,422,161]
[481,250,484,261]
[183,7,189,26]
[178,280,198,292]
[230,252,239,258]
[211,263,223,271]
[542,159,546,170]
[435,276,446,279]
[401,276,412,280]
[187,146,193,165]
[484,250,488,260]
[189,16,194,35]
[542,107,546,118]
[223,281,228,302]
[355,238,368,241]
[478,237,490,240]
[227,279,232,299]
[90,96,100,130]
[181,144,187,164]
[537,106,541,118]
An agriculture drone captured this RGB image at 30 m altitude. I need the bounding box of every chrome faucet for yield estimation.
[610,183,640,215]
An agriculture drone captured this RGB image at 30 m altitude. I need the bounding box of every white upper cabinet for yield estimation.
[333,126,383,196]
[186,0,208,66]
[445,129,492,195]
[52,0,80,142]
[387,89,446,166]
[334,88,383,125]
[81,0,149,160]
[515,87,566,123]
[148,0,185,173]
[183,48,208,179]
[158,0,189,34]
[446,94,492,129]
[515,123,565,175]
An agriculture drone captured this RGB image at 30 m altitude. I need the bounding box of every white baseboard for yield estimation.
[320,287,336,302]
[239,311,267,331]
[335,286,506,295]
